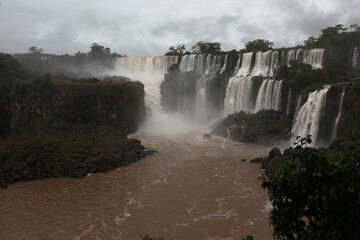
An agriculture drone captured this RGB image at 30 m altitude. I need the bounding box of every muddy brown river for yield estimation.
[0,130,273,240]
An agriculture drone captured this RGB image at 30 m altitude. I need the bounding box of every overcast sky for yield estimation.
[0,0,359,56]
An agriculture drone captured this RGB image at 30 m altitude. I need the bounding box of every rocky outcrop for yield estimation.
[211,110,292,145]
[0,138,157,188]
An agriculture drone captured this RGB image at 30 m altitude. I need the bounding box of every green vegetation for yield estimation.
[211,110,292,145]
[191,41,221,55]
[262,136,360,239]
[14,43,123,78]
[0,54,146,186]
[165,44,186,56]
[244,39,274,52]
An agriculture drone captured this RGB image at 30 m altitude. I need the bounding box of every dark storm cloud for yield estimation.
[0,0,359,56]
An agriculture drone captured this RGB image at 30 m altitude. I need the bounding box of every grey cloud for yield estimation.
[1,0,360,56]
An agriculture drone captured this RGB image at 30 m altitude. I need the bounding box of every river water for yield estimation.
[0,128,273,240]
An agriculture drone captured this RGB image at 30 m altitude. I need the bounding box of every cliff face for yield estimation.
[0,76,148,187]
[9,78,145,135]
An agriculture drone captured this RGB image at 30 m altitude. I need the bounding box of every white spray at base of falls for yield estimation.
[291,86,330,147]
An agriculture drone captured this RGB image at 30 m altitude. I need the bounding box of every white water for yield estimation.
[303,48,324,69]
[331,87,345,141]
[286,88,292,115]
[180,54,197,72]
[224,76,254,114]
[254,80,282,112]
[236,52,253,77]
[352,47,359,68]
[291,86,330,147]
[115,56,178,112]
[113,56,204,133]
[251,51,272,77]
[286,48,324,69]
[224,51,282,115]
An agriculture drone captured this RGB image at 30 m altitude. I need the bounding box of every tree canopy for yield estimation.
[244,39,274,52]
[191,41,221,55]
[165,44,186,56]
[262,136,360,240]
[28,46,44,55]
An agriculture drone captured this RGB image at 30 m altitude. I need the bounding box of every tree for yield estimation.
[165,44,186,56]
[28,46,44,55]
[191,41,221,55]
[89,43,106,59]
[244,39,273,52]
[350,24,360,32]
[262,136,360,239]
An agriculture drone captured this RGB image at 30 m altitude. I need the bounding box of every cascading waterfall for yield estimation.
[286,48,323,69]
[251,51,272,77]
[291,86,330,147]
[352,47,359,69]
[223,53,254,114]
[236,52,253,77]
[254,80,282,112]
[233,53,242,75]
[224,76,254,114]
[195,78,209,122]
[220,54,228,74]
[224,51,283,114]
[179,54,197,72]
[331,87,346,141]
[114,56,178,112]
[286,89,292,115]
[303,48,324,69]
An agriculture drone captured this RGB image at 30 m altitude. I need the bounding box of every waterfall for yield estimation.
[291,86,330,147]
[223,53,253,114]
[233,54,242,75]
[179,54,197,72]
[352,47,359,68]
[286,48,324,68]
[269,50,279,77]
[286,89,292,115]
[331,87,346,141]
[236,52,253,77]
[197,54,206,74]
[220,54,228,74]
[251,51,272,77]
[254,80,282,112]
[195,78,208,122]
[224,76,253,114]
[303,48,324,69]
[286,49,296,66]
[224,51,282,115]
[293,95,302,122]
[114,56,178,111]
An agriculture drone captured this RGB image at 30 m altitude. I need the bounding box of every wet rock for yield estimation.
[249,157,266,163]
[144,149,158,156]
[257,173,266,181]
[203,133,212,139]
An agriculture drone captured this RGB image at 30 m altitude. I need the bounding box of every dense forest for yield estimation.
[0,52,152,187]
